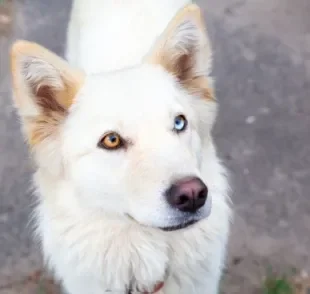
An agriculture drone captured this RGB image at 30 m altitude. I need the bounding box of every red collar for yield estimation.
[143,281,164,293]
[123,281,164,293]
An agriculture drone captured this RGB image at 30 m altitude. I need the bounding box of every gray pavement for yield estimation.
[0,0,310,293]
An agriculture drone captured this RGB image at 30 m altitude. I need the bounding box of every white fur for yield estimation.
[12,0,232,293]
[66,0,190,73]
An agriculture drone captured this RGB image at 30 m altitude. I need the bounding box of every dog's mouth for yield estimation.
[126,214,199,232]
[159,219,198,231]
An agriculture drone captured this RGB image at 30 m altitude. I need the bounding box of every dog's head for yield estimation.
[10,5,218,231]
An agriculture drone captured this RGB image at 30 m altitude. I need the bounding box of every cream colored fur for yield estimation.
[10,0,232,293]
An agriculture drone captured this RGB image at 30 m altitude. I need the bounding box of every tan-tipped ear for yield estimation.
[10,40,85,145]
[146,4,214,100]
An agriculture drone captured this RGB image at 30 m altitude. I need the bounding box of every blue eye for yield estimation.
[173,115,187,132]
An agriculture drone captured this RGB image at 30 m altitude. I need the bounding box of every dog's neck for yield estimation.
[70,0,190,73]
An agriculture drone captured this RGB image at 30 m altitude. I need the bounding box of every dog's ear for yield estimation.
[10,40,85,146]
[146,4,214,100]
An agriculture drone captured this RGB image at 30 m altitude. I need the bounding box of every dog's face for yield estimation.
[63,65,216,229]
[10,5,217,230]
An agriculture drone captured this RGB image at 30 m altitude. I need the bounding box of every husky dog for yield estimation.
[10,0,231,293]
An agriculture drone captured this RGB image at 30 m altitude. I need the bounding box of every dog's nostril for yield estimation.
[198,189,207,199]
[178,194,189,205]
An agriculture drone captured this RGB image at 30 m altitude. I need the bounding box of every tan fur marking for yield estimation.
[35,85,67,114]
[183,76,215,101]
[29,112,65,146]
[10,40,85,146]
[146,4,214,101]
[147,4,206,62]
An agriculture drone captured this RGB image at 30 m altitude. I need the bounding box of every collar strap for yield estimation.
[127,281,164,293]
[143,281,164,293]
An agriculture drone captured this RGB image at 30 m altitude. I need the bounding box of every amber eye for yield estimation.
[98,132,123,150]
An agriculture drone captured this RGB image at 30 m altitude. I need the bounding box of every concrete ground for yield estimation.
[0,0,309,293]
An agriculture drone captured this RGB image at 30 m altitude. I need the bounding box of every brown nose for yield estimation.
[165,177,208,213]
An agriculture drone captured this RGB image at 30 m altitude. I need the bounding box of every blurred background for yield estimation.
[0,0,309,293]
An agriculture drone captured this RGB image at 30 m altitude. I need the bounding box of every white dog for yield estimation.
[10,0,232,293]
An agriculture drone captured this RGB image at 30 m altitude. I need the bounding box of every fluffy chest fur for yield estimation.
[39,194,229,294]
